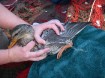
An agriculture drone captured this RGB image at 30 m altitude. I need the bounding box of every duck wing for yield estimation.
[37,22,90,55]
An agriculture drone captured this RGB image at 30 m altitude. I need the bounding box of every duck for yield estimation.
[8,24,35,47]
[8,22,90,59]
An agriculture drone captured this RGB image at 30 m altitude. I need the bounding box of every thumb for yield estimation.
[23,41,35,51]
[34,30,46,44]
[35,35,46,44]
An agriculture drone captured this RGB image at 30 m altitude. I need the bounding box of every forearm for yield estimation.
[0,49,10,65]
[0,3,29,29]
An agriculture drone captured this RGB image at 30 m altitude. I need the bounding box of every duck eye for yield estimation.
[14,33,19,37]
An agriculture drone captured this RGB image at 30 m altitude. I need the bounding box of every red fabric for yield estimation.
[0,62,26,68]
[65,0,105,28]
[16,67,30,78]
[55,4,66,17]
[91,0,104,28]
[68,0,92,22]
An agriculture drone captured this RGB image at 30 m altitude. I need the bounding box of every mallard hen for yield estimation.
[8,22,90,59]
[8,24,35,47]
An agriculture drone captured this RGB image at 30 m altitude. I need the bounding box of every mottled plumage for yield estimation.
[8,22,90,59]
[38,22,90,55]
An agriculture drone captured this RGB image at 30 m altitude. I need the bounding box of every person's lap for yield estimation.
[28,25,105,78]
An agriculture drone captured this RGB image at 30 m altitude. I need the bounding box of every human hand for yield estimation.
[32,19,65,44]
[8,41,49,62]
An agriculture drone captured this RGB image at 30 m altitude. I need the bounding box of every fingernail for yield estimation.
[62,29,65,31]
[63,27,65,30]
[45,48,50,52]
[43,41,46,44]
[57,32,60,35]
[62,27,65,31]
[42,40,46,44]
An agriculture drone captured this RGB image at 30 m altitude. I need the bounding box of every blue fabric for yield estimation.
[28,26,105,78]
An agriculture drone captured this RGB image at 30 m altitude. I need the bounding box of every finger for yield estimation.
[49,24,60,35]
[48,19,65,31]
[28,48,50,58]
[23,41,35,51]
[35,34,46,44]
[53,20,65,31]
[35,24,60,43]
[29,55,47,61]
[34,27,46,44]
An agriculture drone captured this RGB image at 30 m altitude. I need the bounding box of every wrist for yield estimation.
[7,49,13,63]
[0,49,12,65]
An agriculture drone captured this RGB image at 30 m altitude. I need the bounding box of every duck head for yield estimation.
[8,24,35,48]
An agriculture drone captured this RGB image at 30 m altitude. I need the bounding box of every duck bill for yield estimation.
[8,38,18,49]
